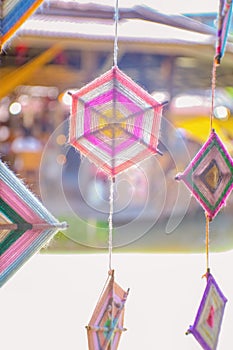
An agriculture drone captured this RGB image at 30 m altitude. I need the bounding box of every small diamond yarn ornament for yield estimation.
[186,272,227,350]
[176,129,233,219]
[86,270,129,350]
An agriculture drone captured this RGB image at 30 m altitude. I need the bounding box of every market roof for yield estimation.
[9,2,232,65]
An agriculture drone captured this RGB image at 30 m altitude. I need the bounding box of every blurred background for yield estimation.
[1,0,233,253]
[2,2,233,350]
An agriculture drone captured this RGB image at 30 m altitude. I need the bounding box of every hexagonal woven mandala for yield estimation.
[69,66,163,177]
[176,130,233,219]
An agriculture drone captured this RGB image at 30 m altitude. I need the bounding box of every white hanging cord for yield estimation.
[113,0,119,67]
[108,177,114,271]
[210,59,217,131]
[205,213,210,274]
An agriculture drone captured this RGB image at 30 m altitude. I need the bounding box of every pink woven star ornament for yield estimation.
[176,130,233,219]
[186,273,227,350]
[69,66,163,177]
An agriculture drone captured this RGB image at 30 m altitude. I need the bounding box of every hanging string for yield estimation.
[108,177,114,271]
[113,0,119,67]
[205,213,210,274]
[210,58,217,132]
[210,0,222,132]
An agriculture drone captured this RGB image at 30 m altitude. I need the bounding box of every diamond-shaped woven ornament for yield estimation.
[86,270,129,350]
[176,130,233,219]
[186,273,227,350]
[0,159,66,287]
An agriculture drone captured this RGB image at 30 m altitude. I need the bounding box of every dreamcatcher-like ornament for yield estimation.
[176,1,233,349]
[69,1,164,348]
[86,270,129,350]
[0,159,66,287]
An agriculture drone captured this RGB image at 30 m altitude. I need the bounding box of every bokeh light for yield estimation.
[56,134,67,145]
[9,102,22,115]
[56,154,67,165]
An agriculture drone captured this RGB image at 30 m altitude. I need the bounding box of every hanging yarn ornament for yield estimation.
[0,159,66,287]
[69,65,164,178]
[86,270,129,350]
[186,272,227,350]
[175,129,233,220]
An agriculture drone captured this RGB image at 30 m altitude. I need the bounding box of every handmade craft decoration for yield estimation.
[69,1,164,348]
[69,65,163,178]
[175,1,233,348]
[0,159,66,287]
[186,272,227,350]
[0,0,44,51]
[175,129,233,220]
[215,0,233,65]
[86,270,129,350]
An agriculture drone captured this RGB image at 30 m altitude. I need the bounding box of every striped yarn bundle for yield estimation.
[0,159,66,287]
[69,66,163,177]
[215,0,233,64]
[0,0,44,50]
